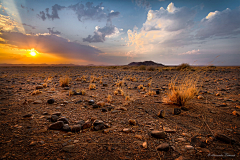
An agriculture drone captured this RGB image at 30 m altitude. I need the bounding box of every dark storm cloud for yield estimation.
[38,2,120,22]
[196,7,240,39]
[0,31,103,61]
[47,27,61,35]
[22,23,36,30]
[83,23,119,43]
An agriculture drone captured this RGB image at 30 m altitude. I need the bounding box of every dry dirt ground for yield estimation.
[0,66,239,160]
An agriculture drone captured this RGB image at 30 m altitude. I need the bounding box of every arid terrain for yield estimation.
[0,66,239,160]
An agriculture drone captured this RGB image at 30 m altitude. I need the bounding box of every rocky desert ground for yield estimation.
[0,66,239,160]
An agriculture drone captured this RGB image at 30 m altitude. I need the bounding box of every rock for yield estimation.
[157,110,165,118]
[116,107,127,111]
[76,120,85,125]
[232,110,240,116]
[182,133,191,137]
[103,83,108,87]
[150,130,167,139]
[62,144,75,152]
[177,138,186,142]
[33,100,42,104]
[52,112,61,116]
[123,128,131,133]
[197,95,204,99]
[92,104,99,108]
[71,125,81,132]
[156,90,160,94]
[185,145,194,150]
[191,135,207,147]
[181,107,189,111]
[173,108,181,115]
[214,133,233,144]
[49,121,64,130]
[64,87,70,90]
[216,93,220,96]
[142,142,147,148]
[75,100,82,104]
[30,141,37,146]
[43,112,48,115]
[135,135,143,140]
[62,124,71,132]
[93,120,105,131]
[88,100,95,105]
[82,120,92,130]
[47,99,55,104]
[97,101,105,107]
[101,108,107,112]
[58,117,69,124]
[175,156,185,160]
[51,115,59,122]
[128,119,136,125]
[23,113,32,118]
[156,143,169,151]
[36,85,43,89]
[163,127,176,133]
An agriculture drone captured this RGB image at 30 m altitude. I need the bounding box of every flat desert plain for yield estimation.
[0,66,239,160]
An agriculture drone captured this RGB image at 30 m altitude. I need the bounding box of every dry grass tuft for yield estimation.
[147,90,155,96]
[107,94,112,103]
[89,83,96,90]
[60,76,70,87]
[43,83,47,88]
[138,84,144,89]
[163,74,199,106]
[147,79,152,87]
[81,89,86,95]
[177,63,191,71]
[31,90,42,95]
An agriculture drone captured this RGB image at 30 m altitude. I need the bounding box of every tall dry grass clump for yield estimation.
[163,73,199,106]
[60,76,70,87]
[177,63,191,71]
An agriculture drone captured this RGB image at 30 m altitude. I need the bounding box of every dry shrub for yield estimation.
[81,90,86,95]
[139,65,146,70]
[31,90,42,95]
[163,74,199,106]
[147,66,155,71]
[43,83,47,88]
[89,83,96,90]
[177,63,191,71]
[125,95,130,101]
[138,84,144,89]
[60,76,70,87]
[147,79,152,87]
[107,95,112,103]
[147,90,155,96]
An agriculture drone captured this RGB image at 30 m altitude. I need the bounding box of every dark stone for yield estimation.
[93,120,105,131]
[150,130,167,139]
[92,104,99,108]
[71,125,81,132]
[181,107,189,111]
[76,120,85,125]
[107,106,114,111]
[74,92,82,95]
[64,87,70,90]
[173,108,181,115]
[75,100,82,104]
[214,133,233,144]
[23,114,32,118]
[156,90,160,94]
[190,135,207,147]
[43,112,48,115]
[62,124,71,132]
[49,121,64,130]
[103,83,108,87]
[51,115,59,122]
[88,100,95,105]
[157,110,165,118]
[47,99,55,104]
[156,143,170,151]
[58,117,69,124]
[101,108,107,112]
[82,120,92,130]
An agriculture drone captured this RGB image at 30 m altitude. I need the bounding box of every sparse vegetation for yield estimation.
[43,83,47,88]
[60,76,70,87]
[107,94,112,103]
[163,75,199,106]
[89,83,96,90]
[139,65,146,70]
[147,66,155,71]
[31,90,42,95]
[177,63,191,71]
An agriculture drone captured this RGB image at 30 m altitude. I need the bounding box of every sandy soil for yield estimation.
[0,66,239,160]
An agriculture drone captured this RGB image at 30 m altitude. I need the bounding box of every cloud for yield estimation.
[197,7,240,39]
[47,27,61,35]
[83,22,120,43]
[23,23,36,30]
[0,31,103,62]
[143,2,196,32]
[38,2,120,22]
[0,4,8,16]
[179,49,200,55]
[133,0,151,10]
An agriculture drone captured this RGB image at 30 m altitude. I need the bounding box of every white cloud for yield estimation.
[197,7,240,39]
[167,2,176,13]
[179,49,200,55]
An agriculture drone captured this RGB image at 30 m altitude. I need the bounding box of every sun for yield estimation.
[29,48,38,56]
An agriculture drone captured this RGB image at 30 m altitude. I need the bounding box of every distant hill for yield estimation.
[128,61,164,66]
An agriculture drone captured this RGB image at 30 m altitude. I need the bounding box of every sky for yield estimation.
[0,0,239,66]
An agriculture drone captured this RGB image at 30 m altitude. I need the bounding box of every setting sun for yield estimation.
[29,48,38,57]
